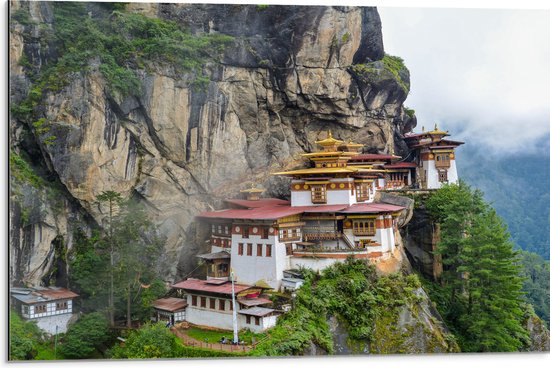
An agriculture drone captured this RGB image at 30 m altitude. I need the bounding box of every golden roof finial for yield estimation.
[422,126,425,132]
[434,123,438,130]
[328,130,333,139]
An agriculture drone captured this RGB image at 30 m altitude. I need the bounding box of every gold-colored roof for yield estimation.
[301,151,359,158]
[340,139,364,149]
[427,123,448,136]
[315,131,343,147]
[273,167,359,176]
[240,187,265,193]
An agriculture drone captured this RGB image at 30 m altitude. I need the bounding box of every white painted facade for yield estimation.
[240,314,278,333]
[290,178,358,207]
[35,313,74,335]
[421,158,459,189]
[230,232,288,289]
[21,299,74,319]
[185,294,235,330]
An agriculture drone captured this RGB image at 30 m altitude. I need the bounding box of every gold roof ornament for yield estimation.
[240,185,265,193]
[315,130,343,148]
[427,123,448,136]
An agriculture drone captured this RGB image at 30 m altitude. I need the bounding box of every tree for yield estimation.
[96,190,123,327]
[110,323,183,359]
[426,182,530,352]
[60,312,112,359]
[519,250,550,326]
[70,193,166,327]
[9,310,43,360]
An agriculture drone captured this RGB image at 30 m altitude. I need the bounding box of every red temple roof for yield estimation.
[384,162,417,169]
[339,203,405,213]
[153,297,188,312]
[172,278,254,295]
[349,154,399,161]
[225,198,290,209]
[197,205,305,220]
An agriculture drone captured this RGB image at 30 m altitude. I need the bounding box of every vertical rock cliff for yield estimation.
[9,1,416,285]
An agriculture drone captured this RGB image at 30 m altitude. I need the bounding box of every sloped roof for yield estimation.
[153,297,188,312]
[338,203,405,213]
[237,307,277,317]
[172,278,253,295]
[225,198,290,209]
[10,287,79,304]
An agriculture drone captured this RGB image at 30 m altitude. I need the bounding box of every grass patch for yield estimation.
[186,327,266,345]
[351,53,410,93]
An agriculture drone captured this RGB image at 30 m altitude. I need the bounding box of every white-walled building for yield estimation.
[404,125,464,189]
[197,132,406,291]
[171,278,278,333]
[10,287,79,335]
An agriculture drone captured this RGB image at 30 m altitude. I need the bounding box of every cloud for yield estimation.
[378,7,550,155]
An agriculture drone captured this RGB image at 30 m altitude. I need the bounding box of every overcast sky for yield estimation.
[378,6,550,155]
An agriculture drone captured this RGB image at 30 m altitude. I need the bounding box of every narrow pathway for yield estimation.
[171,327,253,354]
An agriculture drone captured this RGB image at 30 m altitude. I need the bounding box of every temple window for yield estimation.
[246,315,251,324]
[255,316,260,325]
[210,298,216,309]
[56,301,68,311]
[247,243,253,256]
[438,170,448,182]
[257,244,263,257]
[35,304,47,314]
[238,243,244,255]
[261,227,269,239]
[356,182,370,202]
[266,244,272,257]
[435,153,451,168]
[353,220,376,236]
[192,295,197,306]
[311,185,327,204]
[219,299,225,311]
[200,297,207,308]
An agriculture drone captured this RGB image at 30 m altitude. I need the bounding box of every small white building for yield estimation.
[171,278,279,333]
[10,286,79,335]
[152,297,187,326]
[404,125,464,189]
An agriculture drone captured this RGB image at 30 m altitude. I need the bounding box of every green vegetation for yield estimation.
[10,152,45,189]
[424,182,530,352]
[256,5,269,11]
[11,8,33,26]
[352,54,410,93]
[252,258,426,356]
[9,310,57,360]
[110,323,247,358]
[59,312,112,359]
[404,106,415,118]
[11,2,233,126]
[110,323,183,359]
[70,192,166,327]
[341,32,350,43]
[519,250,550,327]
[186,327,265,345]
[458,148,550,259]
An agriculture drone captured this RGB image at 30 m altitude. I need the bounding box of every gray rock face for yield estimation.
[9,2,415,284]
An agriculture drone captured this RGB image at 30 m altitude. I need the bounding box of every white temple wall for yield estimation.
[35,313,73,335]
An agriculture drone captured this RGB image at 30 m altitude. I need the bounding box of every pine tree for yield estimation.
[426,182,530,352]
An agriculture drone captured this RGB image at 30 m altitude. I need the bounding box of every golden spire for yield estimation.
[422,126,425,132]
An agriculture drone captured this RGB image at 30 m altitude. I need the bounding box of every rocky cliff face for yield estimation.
[9,1,415,285]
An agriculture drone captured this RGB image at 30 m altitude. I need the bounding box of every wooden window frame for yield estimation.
[356,183,370,202]
[247,243,253,256]
[238,243,244,256]
[200,296,206,308]
[261,227,269,239]
[266,244,272,257]
[438,170,448,182]
[242,227,249,239]
[352,220,376,236]
[210,298,216,309]
[255,316,260,326]
[219,299,225,311]
[56,301,68,311]
[192,295,197,306]
[257,243,263,257]
[311,185,327,204]
[35,304,47,314]
[246,315,251,324]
